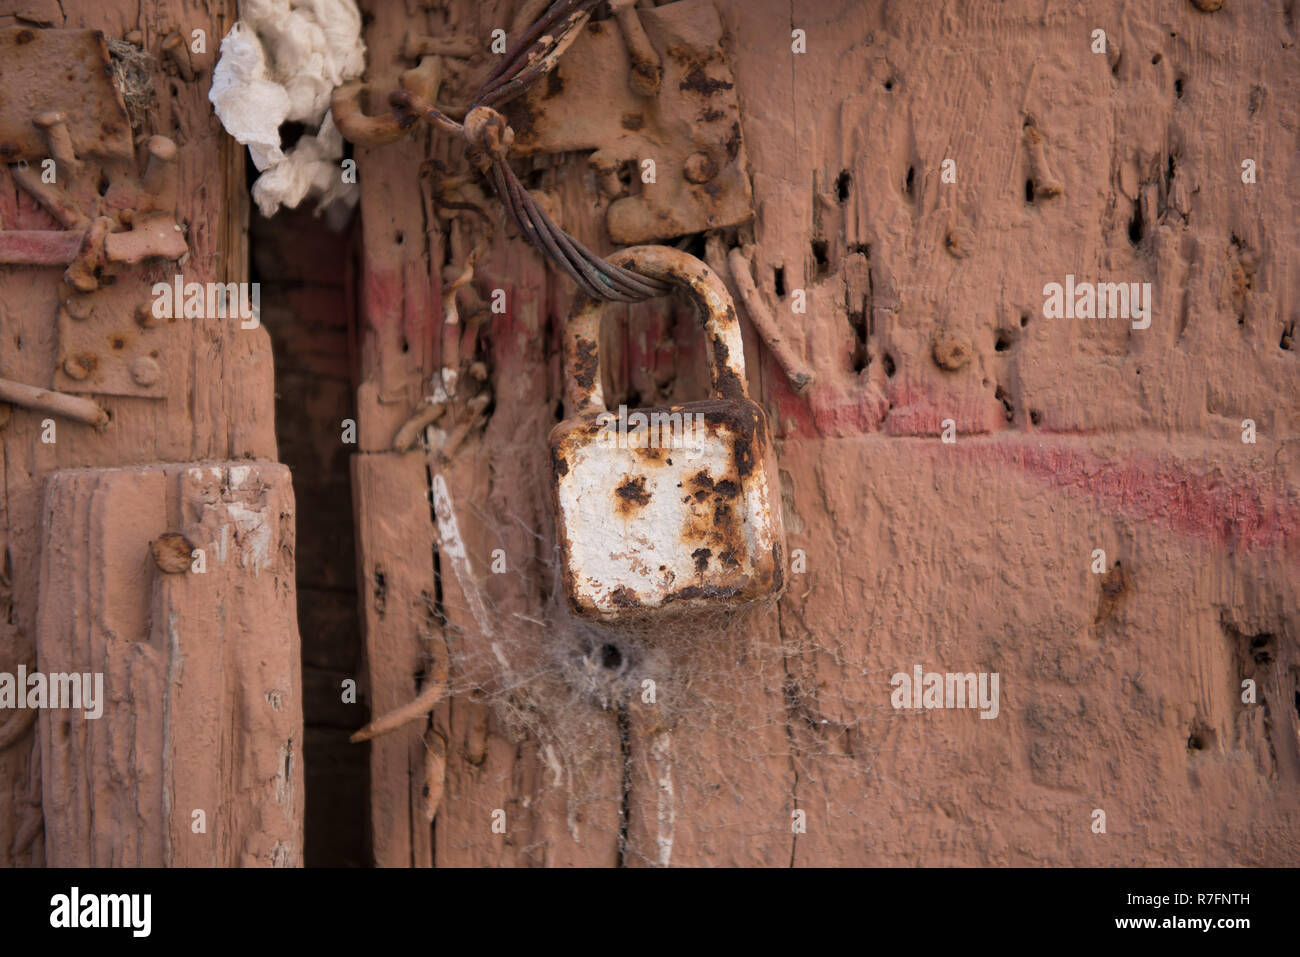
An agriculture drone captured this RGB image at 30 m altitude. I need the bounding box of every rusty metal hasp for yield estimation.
[550,247,785,621]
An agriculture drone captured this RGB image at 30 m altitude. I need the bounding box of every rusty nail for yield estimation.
[1023,122,1064,199]
[129,356,161,387]
[335,57,444,148]
[0,376,108,429]
[610,0,662,97]
[140,136,179,211]
[10,160,87,230]
[64,217,113,293]
[34,111,81,179]
[945,226,974,259]
[400,56,444,100]
[391,398,447,452]
[162,33,196,82]
[724,245,815,393]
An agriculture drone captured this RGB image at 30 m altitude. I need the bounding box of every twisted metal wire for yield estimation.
[395,0,671,302]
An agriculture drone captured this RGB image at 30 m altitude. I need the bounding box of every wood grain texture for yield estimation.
[35,463,303,866]
[350,451,436,867]
[0,0,280,867]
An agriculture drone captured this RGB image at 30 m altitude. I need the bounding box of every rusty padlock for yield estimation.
[550,246,786,620]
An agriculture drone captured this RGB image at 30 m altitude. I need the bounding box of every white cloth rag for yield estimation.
[208,0,366,219]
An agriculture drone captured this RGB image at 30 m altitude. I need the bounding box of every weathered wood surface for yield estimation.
[0,0,292,867]
[35,463,303,866]
[351,451,436,867]
[350,0,1297,866]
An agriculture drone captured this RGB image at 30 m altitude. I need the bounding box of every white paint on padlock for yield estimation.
[550,246,786,621]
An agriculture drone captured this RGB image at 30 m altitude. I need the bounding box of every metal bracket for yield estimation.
[0,28,135,165]
[0,28,188,399]
[503,0,753,244]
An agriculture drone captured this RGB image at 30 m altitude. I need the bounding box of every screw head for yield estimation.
[683,151,718,184]
[135,301,160,328]
[945,227,974,259]
[63,353,98,380]
[931,329,973,371]
[130,356,161,386]
[64,296,93,320]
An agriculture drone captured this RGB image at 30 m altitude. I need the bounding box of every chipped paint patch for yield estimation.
[226,501,272,572]
[652,731,675,867]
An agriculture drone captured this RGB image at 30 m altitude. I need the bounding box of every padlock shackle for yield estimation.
[563,246,748,417]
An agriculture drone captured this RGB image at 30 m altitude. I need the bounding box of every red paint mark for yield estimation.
[962,439,1298,556]
[771,374,818,436]
[770,375,886,437]
[0,229,80,265]
[624,299,661,395]
[772,378,995,439]
[767,376,1295,557]
[883,381,1000,437]
[403,256,435,363]
[362,263,402,333]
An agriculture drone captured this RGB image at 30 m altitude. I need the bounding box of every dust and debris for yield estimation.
[106,37,156,129]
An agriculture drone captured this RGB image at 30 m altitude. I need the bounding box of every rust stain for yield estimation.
[679,65,732,96]
[709,338,747,401]
[1094,562,1129,625]
[724,121,742,160]
[713,500,733,527]
[571,337,598,392]
[690,470,714,502]
[615,475,652,512]
[609,586,640,608]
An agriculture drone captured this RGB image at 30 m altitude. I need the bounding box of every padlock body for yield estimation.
[550,396,786,621]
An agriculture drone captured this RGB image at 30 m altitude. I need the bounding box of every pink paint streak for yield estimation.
[998,441,1299,556]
